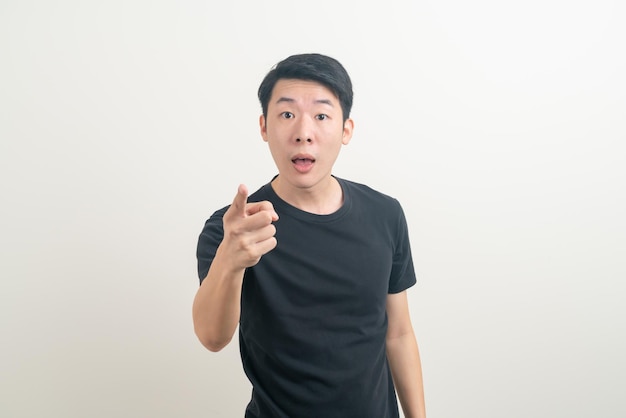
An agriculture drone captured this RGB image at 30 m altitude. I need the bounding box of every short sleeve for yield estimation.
[388,201,417,294]
[196,206,228,284]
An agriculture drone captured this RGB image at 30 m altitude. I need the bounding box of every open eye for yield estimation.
[316,114,328,121]
[281,112,294,119]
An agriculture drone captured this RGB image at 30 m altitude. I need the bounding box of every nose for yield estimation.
[294,117,313,143]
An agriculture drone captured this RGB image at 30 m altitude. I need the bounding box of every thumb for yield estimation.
[230,184,249,217]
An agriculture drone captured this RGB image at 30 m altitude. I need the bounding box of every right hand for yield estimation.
[220,184,279,270]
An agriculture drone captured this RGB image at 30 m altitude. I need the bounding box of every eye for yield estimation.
[281,112,294,119]
[316,114,328,121]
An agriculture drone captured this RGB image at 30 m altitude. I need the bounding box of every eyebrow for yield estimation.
[275,97,334,107]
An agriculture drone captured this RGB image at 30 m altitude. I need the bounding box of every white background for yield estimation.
[1,1,625,417]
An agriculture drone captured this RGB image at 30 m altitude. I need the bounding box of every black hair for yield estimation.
[258,53,353,122]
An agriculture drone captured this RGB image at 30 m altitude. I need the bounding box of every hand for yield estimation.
[220,184,278,270]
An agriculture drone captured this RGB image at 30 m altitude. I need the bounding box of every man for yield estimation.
[193,53,426,418]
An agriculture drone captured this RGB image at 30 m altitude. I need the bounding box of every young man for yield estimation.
[193,53,426,418]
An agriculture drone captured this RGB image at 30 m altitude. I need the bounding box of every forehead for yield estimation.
[269,79,338,105]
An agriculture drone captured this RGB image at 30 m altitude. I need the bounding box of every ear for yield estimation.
[259,114,268,142]
[342,118,354,145]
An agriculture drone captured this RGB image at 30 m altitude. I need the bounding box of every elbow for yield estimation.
[195,328,232,352]
[192,299,236,352]
[202,338,231,353]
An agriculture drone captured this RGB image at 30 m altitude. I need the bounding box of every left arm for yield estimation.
[386,290,426,418]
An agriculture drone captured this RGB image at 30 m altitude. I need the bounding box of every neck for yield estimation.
[271,176,343,215]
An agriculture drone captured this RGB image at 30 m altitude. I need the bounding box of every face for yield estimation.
[260,79,354,196]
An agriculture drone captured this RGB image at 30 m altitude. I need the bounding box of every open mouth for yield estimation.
[291,153,316,164]
[292,157,315,164]
[291,154,316,172]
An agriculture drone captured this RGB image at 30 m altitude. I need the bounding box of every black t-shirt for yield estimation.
[197,177,417,418]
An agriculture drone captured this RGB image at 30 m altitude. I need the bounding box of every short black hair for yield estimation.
[258,53,354,122]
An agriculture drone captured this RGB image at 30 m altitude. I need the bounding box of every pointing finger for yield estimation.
[230,184,249,217]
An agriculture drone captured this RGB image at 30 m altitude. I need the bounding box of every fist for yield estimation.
[221,184,279,269]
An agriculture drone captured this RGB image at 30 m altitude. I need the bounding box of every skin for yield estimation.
[260,79,354,214]
[387,291,427,418]
[192,78,426,417]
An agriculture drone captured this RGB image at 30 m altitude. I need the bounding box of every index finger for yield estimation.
[230,184,249,218]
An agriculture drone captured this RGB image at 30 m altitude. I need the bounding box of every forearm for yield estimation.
[387,331,426,418]
[192,247,245,352]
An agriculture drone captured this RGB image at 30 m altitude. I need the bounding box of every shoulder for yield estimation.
[248,182,273,203]
[339,177,402,211]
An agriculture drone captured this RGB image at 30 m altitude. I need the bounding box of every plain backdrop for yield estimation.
[1,1,625,417]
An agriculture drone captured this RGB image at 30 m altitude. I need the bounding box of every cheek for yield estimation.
[316,124,341,139]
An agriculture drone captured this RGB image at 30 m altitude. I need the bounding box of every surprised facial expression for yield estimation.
[260,79,354,193]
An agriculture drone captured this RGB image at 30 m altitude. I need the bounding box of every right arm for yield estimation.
[192,184,278,352]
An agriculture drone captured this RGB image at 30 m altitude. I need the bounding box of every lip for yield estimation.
[291,153,316,163]
[291,153,316,173]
